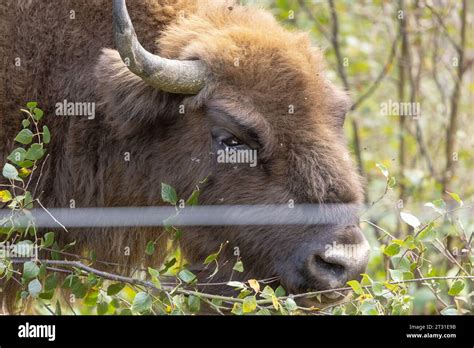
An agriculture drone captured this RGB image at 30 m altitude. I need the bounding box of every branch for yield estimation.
[442,0,468,193]
[406,2,436,178]
[425,3,462,53]
[396,0,408,216]
[297,0,331,41]
[351,33,401,111]
[328,0,350,90]
[9,259,474,308]
[326,0,366,180]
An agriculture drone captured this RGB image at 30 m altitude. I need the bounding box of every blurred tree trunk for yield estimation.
[396,0,408,237]
[442,0,468,196]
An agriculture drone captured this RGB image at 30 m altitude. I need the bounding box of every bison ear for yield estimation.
[94,48,182,137]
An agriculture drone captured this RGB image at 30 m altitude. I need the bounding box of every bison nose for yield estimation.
[306,226,370,290]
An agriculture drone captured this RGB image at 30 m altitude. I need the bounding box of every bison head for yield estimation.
[98,0,370,302]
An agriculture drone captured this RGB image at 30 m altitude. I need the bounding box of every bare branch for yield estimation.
[442,0,468,193]
[297,0,331,41]
[351,33,401,111]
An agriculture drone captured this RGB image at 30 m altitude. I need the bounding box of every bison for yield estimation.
[0,0,369,310]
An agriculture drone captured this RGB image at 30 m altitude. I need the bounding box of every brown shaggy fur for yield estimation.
[0,0,365,311]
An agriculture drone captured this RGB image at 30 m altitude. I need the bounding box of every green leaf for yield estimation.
[261,285,275,298]
[285,298,298,311]
[25,144,44,161]
[402,236,416,250]
[187,295,201,312]
[400,212,421,229]
[39,291,54,300]
[178,269,196,283]
[15,129,33,145]
[97,301,109,315]
[446,191,463,206]
[23,261,39,279]
[256,308,272,315]
[38,264,46,279]
[242,296,257,313]
[172,228,182,240]
[275,285,286,297]
[416,222,436,242]
[33,108,44,121]
[55,300,62,315]
[44,274,58,292]
[388,176,396,188]
[26,102,37,109]
[150,275,161,289]
[161,183,178,205]
[186,189,200,206]
[360,299,378,315]
[384,243,401,256]
[107,283,126,296]
[7,148,26,163]
[42,126,51,144]
[389,269,404,282]
[28,279,42,298]
[145,241,155,256]
[232,260,244,272]
[347,280,364,295]
[159,258,176,275]
[84,289,99,306]
[62,274,80,289]
[3,163,20,181]
[372,282,384,296]
[132,292,152,313]
[204,252,218,265]
[87,273,99,287]
[440,307,458,315]
[360,273,373,285]
[424,199,446,215]
[448,280,464,296]
[148,267,160,278]
[7,148,33,168]
[0,190,12,203]
[22,119,30,128]
[51,242,60,260]
[72,282,88,299]
[231,302,242,315]
[23,191,33,209]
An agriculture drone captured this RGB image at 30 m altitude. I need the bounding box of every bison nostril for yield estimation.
[313,254,346,278]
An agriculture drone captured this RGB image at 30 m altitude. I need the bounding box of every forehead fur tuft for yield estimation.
[158,1,326,95]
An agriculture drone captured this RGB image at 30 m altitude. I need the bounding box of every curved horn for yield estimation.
[113,0,207,94]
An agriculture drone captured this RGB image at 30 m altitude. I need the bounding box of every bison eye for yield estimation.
[221,136,242,148]
[211,128,249,150]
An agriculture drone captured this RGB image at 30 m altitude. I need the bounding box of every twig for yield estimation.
[425,3,462,53]
[326,0,365,180]
[351,33,401,111]
[441,0,468,193]
[297,0,331,41]
[35,199,69,233]
[9,259,474,307]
